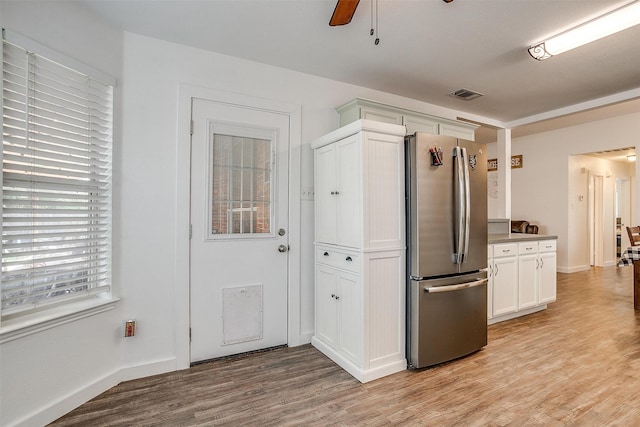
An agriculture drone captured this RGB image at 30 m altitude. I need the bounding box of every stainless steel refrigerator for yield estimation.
[405,133,488,369]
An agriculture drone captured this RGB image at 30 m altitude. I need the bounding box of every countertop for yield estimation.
[488,233,557,244]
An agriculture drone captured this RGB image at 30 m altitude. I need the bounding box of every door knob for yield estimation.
[278,244,289,253]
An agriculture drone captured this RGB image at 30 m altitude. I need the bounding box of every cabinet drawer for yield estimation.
[539,240,557,253]
[316,247,360,273]
[518,242,538,255]
[492,243,517,258]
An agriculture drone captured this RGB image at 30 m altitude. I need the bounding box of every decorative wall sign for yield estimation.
[487,155,523,171]
[511,154,523,169]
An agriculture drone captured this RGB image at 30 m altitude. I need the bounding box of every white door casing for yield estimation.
[589,172,604,267]
[190,98,290,362]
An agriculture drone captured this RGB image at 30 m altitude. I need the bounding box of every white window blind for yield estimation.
[1,37,113,316]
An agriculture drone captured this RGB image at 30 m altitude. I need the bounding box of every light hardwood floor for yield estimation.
[51,266,640,426]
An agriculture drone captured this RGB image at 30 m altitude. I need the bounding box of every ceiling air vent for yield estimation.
[449,88,484,101]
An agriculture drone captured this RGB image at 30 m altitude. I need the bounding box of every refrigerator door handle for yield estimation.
[461,146,471,262]
[423,278,488,293]
[454,146,465,264]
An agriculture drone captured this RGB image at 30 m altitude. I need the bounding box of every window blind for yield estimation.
[2,38,113,315]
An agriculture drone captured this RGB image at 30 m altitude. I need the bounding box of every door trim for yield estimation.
[176,84,302,369]
[588,171,605,267]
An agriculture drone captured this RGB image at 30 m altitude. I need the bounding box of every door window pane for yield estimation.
[210,134,272,237]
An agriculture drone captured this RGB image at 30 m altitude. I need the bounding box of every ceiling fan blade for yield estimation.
[329,0,360,26]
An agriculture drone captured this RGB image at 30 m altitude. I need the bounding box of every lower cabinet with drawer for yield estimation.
[488,239,557,324]
[488,243,518,318]
[312,244,406,383]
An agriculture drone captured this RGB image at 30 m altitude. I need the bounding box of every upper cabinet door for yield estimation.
[314,133,362,247]
[335,134,362,248]
[336,98,478,141]
[360,106,403,126]
[438,121,476,141]
[315,143,338,244]
[312,119,405,250]
[404,113,438,136]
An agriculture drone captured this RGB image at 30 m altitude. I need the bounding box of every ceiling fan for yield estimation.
[329,0,454,26]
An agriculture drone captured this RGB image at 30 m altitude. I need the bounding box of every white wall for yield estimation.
[1,2,501,425]
[488,112,639,272]
[0,1,125,426]
[118,31,495,368]
[2,1,638,425]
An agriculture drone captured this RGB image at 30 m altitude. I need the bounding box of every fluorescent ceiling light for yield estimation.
[529,1,640,60]
[628,155,636,162]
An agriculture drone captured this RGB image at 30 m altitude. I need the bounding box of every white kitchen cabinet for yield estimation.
[311,120,406,383]
[538,241,557,304]
[312,120,405,251]
[314,143,338,246]
[314,135,362,248]
[438,121,477,140]
[315,261,362,364]
[490,243,518,317]
[336,99,404,126]
[488,238,557,325]
[403,113,439,135]
[518,242,539,310]
[336,98,477,140]
[361,106,404,125]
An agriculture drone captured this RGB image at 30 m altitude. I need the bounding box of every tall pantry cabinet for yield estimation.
[311,119,407,383]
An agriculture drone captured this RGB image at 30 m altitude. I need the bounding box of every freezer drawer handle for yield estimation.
[423,278,488,293]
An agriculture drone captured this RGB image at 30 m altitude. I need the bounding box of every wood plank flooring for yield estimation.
[50,266,640,426]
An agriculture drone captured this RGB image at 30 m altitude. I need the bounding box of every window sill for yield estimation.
[0,297,120,344]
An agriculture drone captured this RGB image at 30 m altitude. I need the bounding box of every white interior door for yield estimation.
[190,98,289,362]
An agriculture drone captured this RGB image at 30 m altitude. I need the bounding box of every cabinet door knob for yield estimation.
[323,251,329,256]
[335,295,340,300]
[331,294,336,298]
[345,256,352,262]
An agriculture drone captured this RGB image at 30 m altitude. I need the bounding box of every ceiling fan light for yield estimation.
[529,0,640,60]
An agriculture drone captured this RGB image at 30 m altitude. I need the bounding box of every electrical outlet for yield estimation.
[124,320,136,337]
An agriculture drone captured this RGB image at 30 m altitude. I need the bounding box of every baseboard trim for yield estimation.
[119,357,178,382]
[489,305,547,325]
[557,265,590,274]
[296,331,313,346]
[311,336,406,383]
[11,369,121,427]
[11,358,177,427]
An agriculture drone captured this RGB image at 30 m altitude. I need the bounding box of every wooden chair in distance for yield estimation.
[626,226,640,246]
